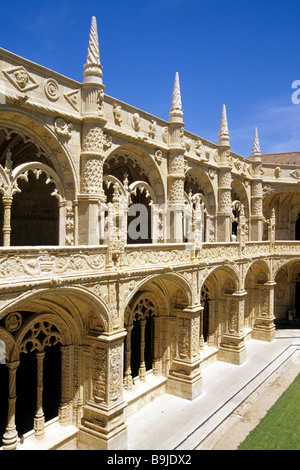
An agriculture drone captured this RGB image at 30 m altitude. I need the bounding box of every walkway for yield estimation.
[126,330,300,450]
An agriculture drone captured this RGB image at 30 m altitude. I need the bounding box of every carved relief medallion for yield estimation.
[44,78,60,101]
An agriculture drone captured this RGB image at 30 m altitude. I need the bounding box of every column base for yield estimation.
[218,333,247,365]
[252,317,276,342]
[77,425,127,450]
[1,429,18,450]
[77,400,127,450]
[166,357,202,400]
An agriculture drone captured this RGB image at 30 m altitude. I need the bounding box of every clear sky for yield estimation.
[1,0,300,158]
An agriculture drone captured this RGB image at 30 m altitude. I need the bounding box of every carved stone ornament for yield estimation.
[132,113,140,131]
[64,90,80,112]
[113,103,122,124]
[54,118,72,138]
[154,149,163,165]
[275,167,281,178]
[4,312,22,332]
[44,78,60,101]
[195,140,202,156]
[291,169,300,180]
[3,66,39,92]
[148,120,156,138]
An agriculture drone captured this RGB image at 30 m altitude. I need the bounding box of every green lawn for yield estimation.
[238,373,300,450]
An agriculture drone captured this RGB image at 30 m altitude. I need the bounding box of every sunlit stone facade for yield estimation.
[0,17,299,450]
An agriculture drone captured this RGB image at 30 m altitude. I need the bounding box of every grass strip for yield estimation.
[238,373,300,450]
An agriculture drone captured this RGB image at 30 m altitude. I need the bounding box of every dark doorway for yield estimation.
[144,316,154,371]
[15,344,61,438]
[130,320,141,378]
[203,299,209,342]
[16,350,37,437]
[296,277,300,321]
[43,343,61,423]
[295,214,300,240]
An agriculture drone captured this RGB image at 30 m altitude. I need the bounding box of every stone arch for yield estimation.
[0,285,111,446]
[104,145,166,244]
[185,167,217,216]
[0,285,110,335]
[0,110,78,246]
[125,271,193,309]
[231,179,250,240]
[104,144,165,203]
[231,179,250,217]
[263,190,300,241]
[0,109,78,196]
[12,162,65,201]
[123,273,192,389]
[273,258,300,324]
[185,168,217,243]
[199,265,240,349]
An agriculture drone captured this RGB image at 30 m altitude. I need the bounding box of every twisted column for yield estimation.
[34,351,45,439]
[2,360,19,450]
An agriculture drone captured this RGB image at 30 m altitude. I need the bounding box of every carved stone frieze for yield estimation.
[0,249,106,281]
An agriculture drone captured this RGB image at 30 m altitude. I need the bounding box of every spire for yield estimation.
[169,72,183,123]
[251,127,261,160]
[84,16,103,84]
[218,104,230,147]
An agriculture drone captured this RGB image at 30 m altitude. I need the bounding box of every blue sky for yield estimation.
[1,0,300,158]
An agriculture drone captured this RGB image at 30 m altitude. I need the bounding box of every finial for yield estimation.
[84,16,103,84]
[218,104,230,147]
[169,72,183,123]
[251,127,261,160]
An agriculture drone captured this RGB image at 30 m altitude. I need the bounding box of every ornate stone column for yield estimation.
[138,319,147,381]
[2,359,19,450]
[166,305,202,400]
[78,330,127,450]
[59,344,74,424]
[217,105,232,242]
[252,281,276,342]
[218,291,247,365]
[34,350,45,439]
[249,128,264,241]
[152,316,162,375]
[167,72,185,243]
[2,196,13,247]
[123,325,133,390]
[78,16,110,246]
[198,305,205,348]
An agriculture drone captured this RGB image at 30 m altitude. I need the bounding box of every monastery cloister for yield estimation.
[0,17,299,450]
